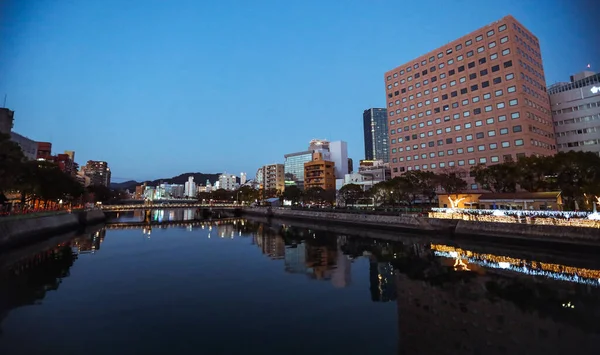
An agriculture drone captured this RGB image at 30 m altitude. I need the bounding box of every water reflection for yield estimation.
[0,214,599,354]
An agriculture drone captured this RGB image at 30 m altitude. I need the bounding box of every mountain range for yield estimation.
[109,172,235,191]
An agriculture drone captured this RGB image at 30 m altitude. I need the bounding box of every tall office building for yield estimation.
[329,140,348,179]
[284,150,314,189]
[549,71,600,155]
[83,160,111,187]
[240,172,247,185]
[363,108,389,163]
[184,176,196,197]
[385,15,555,190]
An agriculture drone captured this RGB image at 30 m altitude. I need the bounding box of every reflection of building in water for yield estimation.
[394,258,600,354]
[133,209,143,219]
[218,224,236,239]
[183,209,195,221]
[285,243,309,274]
[331,247,351,288]
[369,260,396,302]
[72,229,106,254]
[305,244,337,280]
[254,227,285,259]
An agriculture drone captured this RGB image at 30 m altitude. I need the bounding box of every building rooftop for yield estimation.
[548,71,600,94]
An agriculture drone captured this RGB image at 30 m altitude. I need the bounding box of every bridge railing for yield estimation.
[100,203,243,210]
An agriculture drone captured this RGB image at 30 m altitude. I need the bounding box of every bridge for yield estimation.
[101,203,244,211]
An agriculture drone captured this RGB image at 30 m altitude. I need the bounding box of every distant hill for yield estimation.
[110,172,233,191]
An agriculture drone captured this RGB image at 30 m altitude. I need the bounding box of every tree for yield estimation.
[87,184,112,203]
[304,187,335,205]
[471,163,518,193]
[281,185,303,205]
[402,170,439,206]
[515,155,553,192]
[0,133,25,194]
[368,181,390,206]
[236,186,259,204]
[338,183,363,207]
[438,171,468,208]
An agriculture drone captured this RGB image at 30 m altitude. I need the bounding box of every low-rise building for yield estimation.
[549,71,600,155]
[304,152,335,190]
[342,160,391,191]
[0,108,14,134]
[218,173,239,191]
[256,164,285,192]
[437,191,562,210]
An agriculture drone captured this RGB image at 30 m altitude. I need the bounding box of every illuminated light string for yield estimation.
[433,251,600,287]
[431,208,591,219]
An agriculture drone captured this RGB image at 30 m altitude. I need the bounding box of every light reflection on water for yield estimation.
[0,210,599,355]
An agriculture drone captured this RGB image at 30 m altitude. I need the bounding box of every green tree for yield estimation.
[0,133,25,193]
[281,185,303,205]
[303,187,334,204]
[338,183,363,207]
[471,163,518,193]
[515,155,553,192]
[402,170,439,206]
[236,186,259,204]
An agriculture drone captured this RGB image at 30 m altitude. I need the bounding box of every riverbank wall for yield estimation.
[0,210,106,250]
[243,208,600,247]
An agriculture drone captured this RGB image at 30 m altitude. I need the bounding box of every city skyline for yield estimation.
[0,0,598,181]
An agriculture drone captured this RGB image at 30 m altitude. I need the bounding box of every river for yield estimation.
[0,209,599,354]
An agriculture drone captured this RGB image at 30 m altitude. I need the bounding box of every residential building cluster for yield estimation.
[134,172,252,200]
[1,107,111,188]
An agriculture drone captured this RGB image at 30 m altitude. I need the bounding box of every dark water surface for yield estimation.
[1,209,599,355]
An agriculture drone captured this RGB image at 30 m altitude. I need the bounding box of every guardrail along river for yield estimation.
[0,209,599,354]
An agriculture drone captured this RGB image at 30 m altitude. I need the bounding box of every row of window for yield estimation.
[556,125,600,138]
[390,101,520,129]
[548,73,600,95]
[386,23,510,81]
[513,23,540,54]
[387,51,512,91]
[522,83,546,103]
[391,113,518,137]
[393,133,525,156]
[524,96,550,117]
[558,139,600,149]
[551,100,600,115]
[526,111,552,128]
[389,85,517,115]
[529,124,554,139]
[518,52,543,83]
[389,67,515,106]
[521,70,545,93]
[515,32,541,64]
[394,149,516,166]
[554,113,600,127]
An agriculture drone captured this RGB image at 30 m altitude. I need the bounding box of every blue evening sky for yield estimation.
[1,0,598,181]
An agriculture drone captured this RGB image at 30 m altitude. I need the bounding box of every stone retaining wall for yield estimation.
[0,210,106,250]
[244,208,600,246]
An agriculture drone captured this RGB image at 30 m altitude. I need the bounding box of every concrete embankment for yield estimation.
[0,210,106,250]
[243,208,600,247]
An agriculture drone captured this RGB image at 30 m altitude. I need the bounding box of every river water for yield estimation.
[0,209,599,355]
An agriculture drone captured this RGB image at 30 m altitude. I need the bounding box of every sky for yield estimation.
[0,0,598,182]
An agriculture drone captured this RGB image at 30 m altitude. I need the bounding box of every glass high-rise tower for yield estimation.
[363,108,389,163]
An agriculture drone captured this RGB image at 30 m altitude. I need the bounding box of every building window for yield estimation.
[488,41,496,48]
[487,29,495,37]
[476,133,485,139]
[485,105,492,112]
[491,53,498,60]
[513,125,522,132]
[478,144,485,150]
[499,24,507,32]
[467,50,474,57]
[502,48,511,56]
[503,60,513,68]
[468,159,476,165]
[476,35,483,42]
[509,99,518,106]
[493,77,502,84]
[492,65,500,72]
[511,112,520,119]
[466,39,472,46]
[497,102,505,109]
[498,115,507,122]
[507,85,516,93]
[491,156,499,162]
[468,61,475,69]
[500,128,508,135]
[490,143,498,149]
[479,158,487,164]
[515,139,524,146]
[501,141,510,147]
[477,46,485,53]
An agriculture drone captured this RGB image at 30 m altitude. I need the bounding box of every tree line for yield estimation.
[339,151,600,211]
[0,133,113,210]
